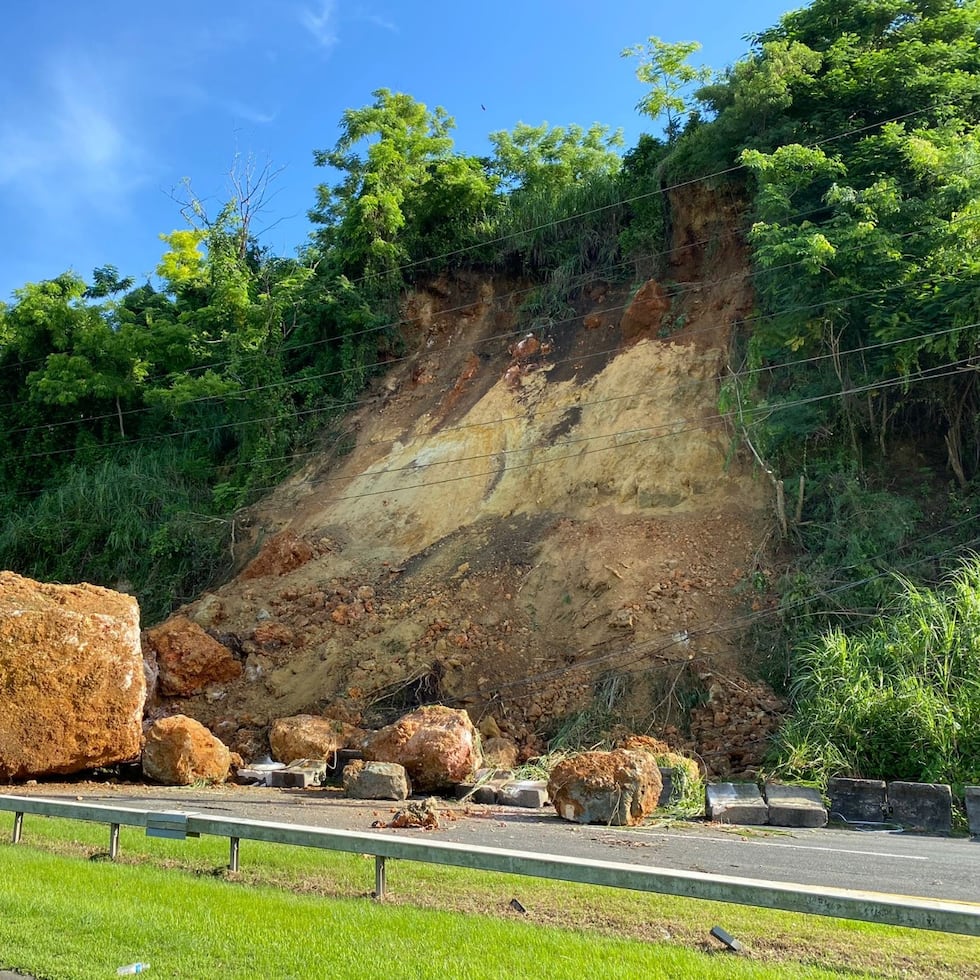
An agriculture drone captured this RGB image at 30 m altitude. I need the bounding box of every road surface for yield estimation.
[3,782,978,904]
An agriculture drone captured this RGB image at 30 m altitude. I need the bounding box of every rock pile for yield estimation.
[672,674,786,778]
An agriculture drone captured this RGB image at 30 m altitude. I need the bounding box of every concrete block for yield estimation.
[764,783,828,828]
[235,767,271,785]
[965,786,980,837]
[343,761,411,801]
[827,777,887,824]
[658,768,674,808]
[474,768,514,782]
[268,758,328,788]
[887,781,952,834]
[453,782,500,804]
[706,783,768,825]
[236,760,286,786]
[326,748,363,782]
[497,780,549,808]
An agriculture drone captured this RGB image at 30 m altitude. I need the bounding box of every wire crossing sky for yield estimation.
[0,0,795,301]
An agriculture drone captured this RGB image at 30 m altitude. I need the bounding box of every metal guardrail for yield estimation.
[2,794,979,937]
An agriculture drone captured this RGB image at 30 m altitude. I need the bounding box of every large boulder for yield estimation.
[143,616,242,697]
[0,571,144,779]
[269,714,361,764]
[361,705,481,792]
[343,760,411,801]
[548,749,663,826]
[142,715,231,785]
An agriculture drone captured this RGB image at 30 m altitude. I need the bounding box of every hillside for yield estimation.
[154,185,784,775]
[6,1,980,788]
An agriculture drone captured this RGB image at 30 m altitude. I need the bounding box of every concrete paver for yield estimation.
[765,783,828,828]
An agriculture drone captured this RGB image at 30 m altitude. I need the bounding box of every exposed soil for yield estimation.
[156,187,785,777]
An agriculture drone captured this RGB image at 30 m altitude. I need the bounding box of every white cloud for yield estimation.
[0,54,148,221]
[298,0,338,50]
[367,13,398,33]
[174,81,278,126]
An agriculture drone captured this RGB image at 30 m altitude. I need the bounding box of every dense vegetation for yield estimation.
[2,0,980,784]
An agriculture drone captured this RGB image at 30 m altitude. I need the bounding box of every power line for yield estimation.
[6,185,979,447]
[7,274,979,485]
[339,100,966,291]
[0,96,967,396]
[440,520,980,708]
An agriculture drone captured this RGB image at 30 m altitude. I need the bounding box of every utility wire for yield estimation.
[0,97,965,390]
[6,283,979,480]
[440,522,980,707]
[6,185,979,446]
[339,100,964,290]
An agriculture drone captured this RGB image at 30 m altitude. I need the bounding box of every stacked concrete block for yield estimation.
[453,781,500,804]
[965,786,980,837]
[454,775,549,808]
[497,780,549,809]
[827,777,887,824]
[268,759,328,788]
[764,783,828,828]
[887,781,952,834]
[326,748,364,783]
[706,783,768,824]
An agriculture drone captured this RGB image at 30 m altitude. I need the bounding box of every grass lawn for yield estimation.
[1,817,978,979]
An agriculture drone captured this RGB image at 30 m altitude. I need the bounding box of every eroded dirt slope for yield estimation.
[160,189,782,775]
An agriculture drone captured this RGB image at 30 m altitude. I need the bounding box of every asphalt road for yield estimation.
[4,783,979,905]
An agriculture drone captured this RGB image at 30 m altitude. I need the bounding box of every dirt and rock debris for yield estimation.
[132,187,787,780]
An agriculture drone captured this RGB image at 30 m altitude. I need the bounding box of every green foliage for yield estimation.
[310,88,497,286]
[773,557,980,786]
[488,122,623,192]
[622,36,712,141]
[0,448,230,623]
[617,134,670,274]
[655,751,706,817]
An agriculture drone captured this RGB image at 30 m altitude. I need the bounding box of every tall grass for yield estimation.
[0,445,231,624]
[772,556,980,786]
[494,174,627,279]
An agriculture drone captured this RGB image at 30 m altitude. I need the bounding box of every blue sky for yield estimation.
[0,1,797,301]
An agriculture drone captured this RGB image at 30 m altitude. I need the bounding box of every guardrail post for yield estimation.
[109,823,120,860]
[0,794,978,937]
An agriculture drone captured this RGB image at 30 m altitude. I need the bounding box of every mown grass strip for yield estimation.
[3,817,979,978]
[0,844,844,980]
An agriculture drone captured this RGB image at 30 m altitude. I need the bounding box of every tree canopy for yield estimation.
[3,0,980,675]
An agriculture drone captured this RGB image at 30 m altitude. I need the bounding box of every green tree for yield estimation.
[622,36,711,141]
[488,122,623,192]
[310,89,490,283]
